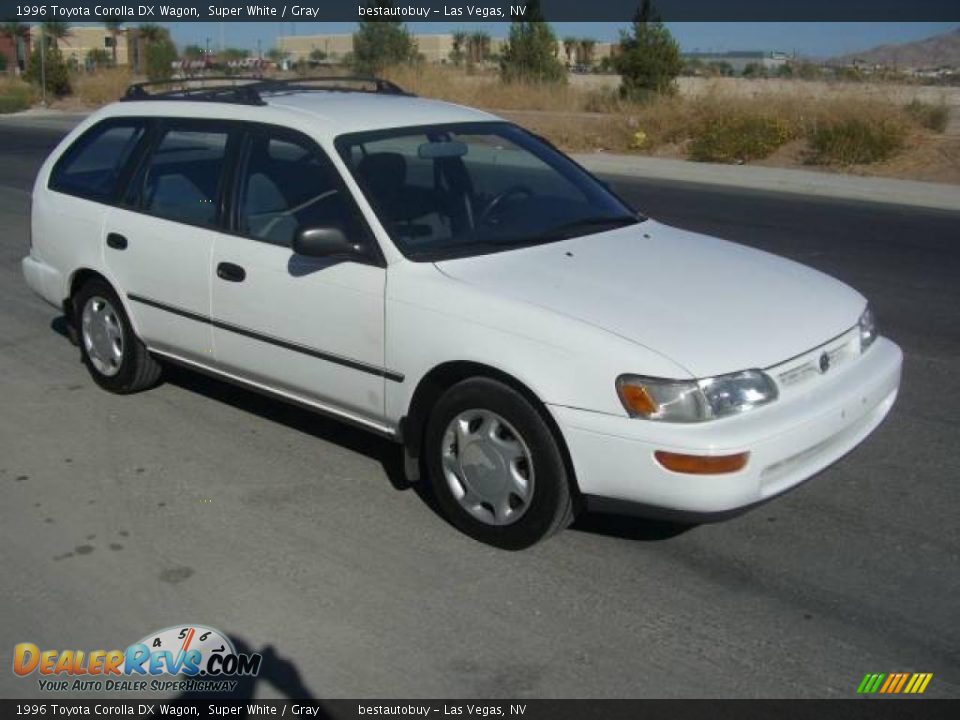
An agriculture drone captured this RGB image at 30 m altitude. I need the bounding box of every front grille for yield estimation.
[771,328,860,393]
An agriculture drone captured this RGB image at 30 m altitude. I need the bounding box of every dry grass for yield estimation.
[71,68,133,107]
[383,64,626,113]
[384,66,946,170]
[0,77,35,114]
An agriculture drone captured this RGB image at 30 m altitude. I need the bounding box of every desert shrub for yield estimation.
[72,68,132,106]
[145,39,177,81]
[807,118,906,165]
[690,113,794,162]
[0,79,34,113]
[905,100,949,132]
[23,44,71,97]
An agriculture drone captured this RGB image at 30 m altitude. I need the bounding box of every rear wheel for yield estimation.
[74,279,161,394]
[424,377,575,549]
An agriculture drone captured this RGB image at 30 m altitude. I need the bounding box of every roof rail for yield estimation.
[121,75,412,106]
[122,76,269,105]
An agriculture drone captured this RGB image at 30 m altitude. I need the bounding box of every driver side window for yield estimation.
[236,132,361,248]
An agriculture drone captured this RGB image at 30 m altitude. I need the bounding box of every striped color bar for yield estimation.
[857,673,933,694]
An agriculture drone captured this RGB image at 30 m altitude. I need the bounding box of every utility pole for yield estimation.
[39,27,47,107]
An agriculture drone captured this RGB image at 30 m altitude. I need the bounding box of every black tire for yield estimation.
[424,377,575,549]
[74,278,162,394]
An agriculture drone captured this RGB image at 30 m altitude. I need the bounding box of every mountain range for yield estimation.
[831,28,960,68]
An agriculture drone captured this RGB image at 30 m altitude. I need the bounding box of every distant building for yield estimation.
[27,25,134,67]
[683,50,789,74]
[277,32,614,69]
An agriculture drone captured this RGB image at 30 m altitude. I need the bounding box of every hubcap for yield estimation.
[81,296,124,377]
[441,409,534,526]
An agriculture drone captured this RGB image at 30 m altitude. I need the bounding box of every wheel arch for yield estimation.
[400,360,580,498]
[64,268,141,338]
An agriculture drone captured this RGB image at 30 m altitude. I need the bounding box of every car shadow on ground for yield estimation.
[52,315,694,545]
[570,513,694,542]
[149,636,327,714]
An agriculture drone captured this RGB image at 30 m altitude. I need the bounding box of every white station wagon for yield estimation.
[22,77,902,548]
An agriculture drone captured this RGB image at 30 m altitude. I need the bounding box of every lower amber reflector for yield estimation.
[655,450,749,475]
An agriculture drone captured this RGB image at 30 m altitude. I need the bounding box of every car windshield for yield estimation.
[334,122,642,261]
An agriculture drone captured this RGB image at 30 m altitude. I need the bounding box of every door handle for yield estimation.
[106,232,127,250]
[216,262,246,283]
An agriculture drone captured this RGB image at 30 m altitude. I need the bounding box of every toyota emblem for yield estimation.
[819,352,831,373]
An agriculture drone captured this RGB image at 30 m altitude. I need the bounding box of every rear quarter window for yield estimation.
[49,119,147,202]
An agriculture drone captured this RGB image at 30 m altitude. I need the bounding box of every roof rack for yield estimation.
[121,75,412,106]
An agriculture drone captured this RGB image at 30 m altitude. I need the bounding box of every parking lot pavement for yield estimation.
[1,124,958,699]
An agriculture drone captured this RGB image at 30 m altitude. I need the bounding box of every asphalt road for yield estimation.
[1,122,958,700]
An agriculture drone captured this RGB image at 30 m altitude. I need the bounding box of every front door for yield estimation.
[209,126,389,428]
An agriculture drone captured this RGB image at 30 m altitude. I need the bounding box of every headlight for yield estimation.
[859,306,877,352]
[617,369,778,422]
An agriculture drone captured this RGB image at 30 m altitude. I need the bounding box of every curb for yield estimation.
[573,153,960,213]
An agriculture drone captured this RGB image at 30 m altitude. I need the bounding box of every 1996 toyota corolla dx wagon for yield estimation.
[22,77,902,548]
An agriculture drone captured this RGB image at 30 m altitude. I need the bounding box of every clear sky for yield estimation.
[160,22,960,59]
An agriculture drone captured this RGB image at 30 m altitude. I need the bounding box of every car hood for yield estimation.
[435,220,865,378]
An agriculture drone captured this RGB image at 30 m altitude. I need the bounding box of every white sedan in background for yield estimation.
[22,78,902,548]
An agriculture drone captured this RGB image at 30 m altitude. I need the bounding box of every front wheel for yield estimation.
[424,377,575,549]
[74,279,162,394]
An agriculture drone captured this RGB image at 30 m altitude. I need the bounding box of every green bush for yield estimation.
[499,0,565,84]
[23,44,72,97]
[145,39,178,81]
[905,100,949,133]
[0,84,34,114]
[807,118,906,165]
[615,0,682,99]
[690,114,793,163]
[352,3,417,75]
[0,54,6,72]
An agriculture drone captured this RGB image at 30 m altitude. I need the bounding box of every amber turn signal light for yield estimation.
[619,383,658,416]
[655,450,749,475]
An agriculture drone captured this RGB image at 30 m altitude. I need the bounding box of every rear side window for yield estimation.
[49,120,146,201]
[140,128,229,228]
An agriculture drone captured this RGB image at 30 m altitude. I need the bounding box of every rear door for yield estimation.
[104,120,237,361]
[209,125,389,427]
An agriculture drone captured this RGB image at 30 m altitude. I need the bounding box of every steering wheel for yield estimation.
[477,185,534,225]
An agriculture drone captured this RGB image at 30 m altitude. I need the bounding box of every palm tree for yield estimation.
[104,21,124,66]
[0,22,29,72]
[465,31,490,66]
[450,30,467,67]
[41,21,71,44]
[562,36,577,66]
[134,23,166,74]
[578,38,596,68]
[0,21,28,42]
[137,23,164,44]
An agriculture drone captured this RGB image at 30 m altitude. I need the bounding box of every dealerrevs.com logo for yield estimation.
[13,625,261,693]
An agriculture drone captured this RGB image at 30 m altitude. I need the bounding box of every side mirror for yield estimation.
[293,226,363,259]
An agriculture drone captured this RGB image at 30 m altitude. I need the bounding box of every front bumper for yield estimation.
[550,337,902,516]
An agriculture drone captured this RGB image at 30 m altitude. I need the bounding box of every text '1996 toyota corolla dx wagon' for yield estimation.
[22,77,902,548]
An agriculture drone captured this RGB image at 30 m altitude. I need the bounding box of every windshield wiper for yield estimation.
[520,215,640,245]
